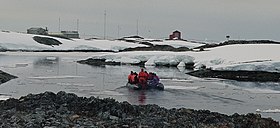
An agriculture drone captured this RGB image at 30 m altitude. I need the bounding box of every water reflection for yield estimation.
[224,80,280,92]
[33,56,59,68]
[138,91,146,104]
[126,89,147,105]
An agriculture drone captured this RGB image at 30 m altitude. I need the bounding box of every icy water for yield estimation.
[0,52,280,122]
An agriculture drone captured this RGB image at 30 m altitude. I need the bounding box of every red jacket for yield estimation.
[128,74,135,83]
[138,71,148,80]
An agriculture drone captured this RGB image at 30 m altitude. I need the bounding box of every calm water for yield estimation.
[0,52,280,122]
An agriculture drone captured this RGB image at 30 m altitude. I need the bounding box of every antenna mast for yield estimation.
[77,19,79,32]
[117,25,120,39]
[58,17,61,32]
[104,10,107,40]
[136,19,139,36]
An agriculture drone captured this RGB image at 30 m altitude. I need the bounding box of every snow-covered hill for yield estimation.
[0,31,204,51]
[0,31,148,51]
[119,36,205,49]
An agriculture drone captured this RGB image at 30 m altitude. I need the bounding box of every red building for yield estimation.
[169,30,181,40]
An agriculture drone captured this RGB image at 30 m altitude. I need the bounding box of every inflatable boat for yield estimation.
[126,82,164,91]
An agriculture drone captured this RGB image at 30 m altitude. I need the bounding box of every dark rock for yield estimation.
[33,36,62,47]
[0,91,278,128]
[77,58,121,66]
[196,40,280,49]
[78,57,194,69]
[0,70,17,85]
[77,58,146,67]
[188,69,280,82]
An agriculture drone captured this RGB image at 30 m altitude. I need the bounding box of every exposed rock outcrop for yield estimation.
[0,70,17,85]
[33,36,62,47]
[196,40,280,49]
[120,45,190,52]
[188,69,280,82]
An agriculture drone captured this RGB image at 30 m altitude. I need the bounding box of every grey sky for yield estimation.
[1,0,280,41]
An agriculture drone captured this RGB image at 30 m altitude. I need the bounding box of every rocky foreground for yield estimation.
[0,91,279,128]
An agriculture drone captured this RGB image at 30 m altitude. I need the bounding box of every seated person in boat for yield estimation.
[148,73,160,87]
[128,71,137,84]
[138,69,148,88]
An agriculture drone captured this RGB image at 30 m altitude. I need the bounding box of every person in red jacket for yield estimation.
[138,68,148,89]
[128,71,135,84]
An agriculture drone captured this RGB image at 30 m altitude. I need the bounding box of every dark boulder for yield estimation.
[0,70,17,85]
[33,36,62,47]
[77,58,146,67]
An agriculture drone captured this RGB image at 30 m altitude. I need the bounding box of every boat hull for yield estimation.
[126,82,164,91]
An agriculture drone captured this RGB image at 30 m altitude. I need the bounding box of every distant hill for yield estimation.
[196,40,280,49]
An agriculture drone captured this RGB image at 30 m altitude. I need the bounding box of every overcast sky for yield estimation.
[1,0,280,41]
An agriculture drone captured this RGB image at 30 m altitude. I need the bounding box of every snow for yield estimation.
[0,31,147,51]
[0,31,52,50]
[256,109,280,113]
[0,95,11,101]
[177,61,186,67]
[90,51,195,67]
[191,44,280,72]
[149,40,205,49]
[87,44,280,73]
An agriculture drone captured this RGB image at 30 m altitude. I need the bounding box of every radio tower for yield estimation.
[136,19,139,36]
[77,19,79,32]
[103,10,107,40]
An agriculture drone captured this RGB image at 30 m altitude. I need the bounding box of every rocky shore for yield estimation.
[0,70,17,85]
[188,69,280,82]
[0,91,278,128]
[119,45,191,52]
[77,58,145,67]
[196,40,280,49]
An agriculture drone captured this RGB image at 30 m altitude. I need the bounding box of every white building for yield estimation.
[61,31,80,39]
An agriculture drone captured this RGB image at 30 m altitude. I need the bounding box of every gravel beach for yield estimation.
[0,91,278,128]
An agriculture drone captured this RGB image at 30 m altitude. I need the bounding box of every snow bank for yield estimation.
[256,109,280,113]
[87,44,280,72]
[89,51,195,67]
[150,40,204,49]
[190,44,280,72]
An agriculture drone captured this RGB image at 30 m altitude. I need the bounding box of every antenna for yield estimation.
[117,25,120,39]
[104,10,107,40]
[58,17,61,32]
[136,19,139,36]
[77,19,79,32]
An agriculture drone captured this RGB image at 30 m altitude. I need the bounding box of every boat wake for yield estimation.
[29,75,85,79]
